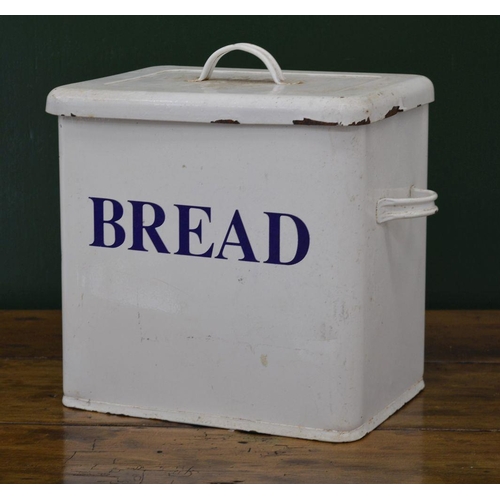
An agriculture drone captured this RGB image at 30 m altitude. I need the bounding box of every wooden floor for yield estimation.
[1,310,499,483]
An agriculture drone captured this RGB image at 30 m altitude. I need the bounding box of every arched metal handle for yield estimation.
[197,43,286,85]
[377,187,438,224]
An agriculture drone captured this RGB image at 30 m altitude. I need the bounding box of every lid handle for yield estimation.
[197,43,286,85]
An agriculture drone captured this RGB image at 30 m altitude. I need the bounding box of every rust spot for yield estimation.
[293,118,339,126]
[384,106,403,119]
[348,118,371,126]
[211,119,240,124]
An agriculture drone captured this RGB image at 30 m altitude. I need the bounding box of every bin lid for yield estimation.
[46,43,434,127]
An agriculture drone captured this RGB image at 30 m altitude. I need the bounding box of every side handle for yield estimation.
[376,187,438,224]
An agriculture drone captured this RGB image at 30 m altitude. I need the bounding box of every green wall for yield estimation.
[1,16,499,309]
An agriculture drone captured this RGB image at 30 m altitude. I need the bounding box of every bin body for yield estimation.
[47,49,436,442]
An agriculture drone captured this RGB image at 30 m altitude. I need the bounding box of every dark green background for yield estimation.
[1,16,499,309]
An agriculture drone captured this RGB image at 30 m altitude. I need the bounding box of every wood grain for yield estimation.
[0,359,187,428]
[1,310,499,483]
[381,362,500,430]
[425,310,500,363]
[1,425,499,484]
[2,358,499,431]
[0,310,62,359]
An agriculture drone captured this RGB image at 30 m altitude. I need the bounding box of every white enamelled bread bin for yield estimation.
[46,43,438,442]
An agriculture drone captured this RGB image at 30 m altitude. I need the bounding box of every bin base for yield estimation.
[63,379,424,443]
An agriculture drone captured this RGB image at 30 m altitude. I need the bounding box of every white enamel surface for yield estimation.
[46,66,434,126]
[63,379,424,443]
[58,105,432,441]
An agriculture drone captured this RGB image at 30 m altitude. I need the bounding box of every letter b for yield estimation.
[89,197,125,248]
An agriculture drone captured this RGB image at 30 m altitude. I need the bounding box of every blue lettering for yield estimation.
[264,212,310,265]
[215,210,258,263]
[89,197,310,265]
[128,200,169,253]
[175,204,214,258]
[89,197,125,248]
